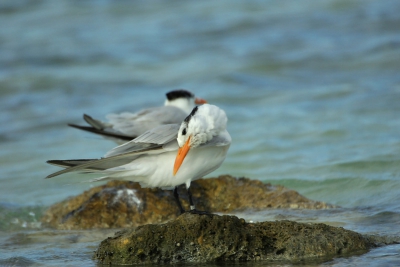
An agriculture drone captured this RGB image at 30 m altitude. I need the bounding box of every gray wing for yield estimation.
[46,124,181,179]
[104,124,180,157]
[46,145,164,178]
[106,106,187,136]
[133,124,180,144]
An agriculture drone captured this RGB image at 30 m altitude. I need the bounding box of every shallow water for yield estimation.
[1,0,400,266]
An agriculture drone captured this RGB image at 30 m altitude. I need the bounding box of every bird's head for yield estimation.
[165,89,207,114]
[173,104,227,175]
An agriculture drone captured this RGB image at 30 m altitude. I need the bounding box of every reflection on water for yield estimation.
[1,0,400,266]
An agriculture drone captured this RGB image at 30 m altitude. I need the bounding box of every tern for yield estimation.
[68,89,207,144]
[46,104,231,214]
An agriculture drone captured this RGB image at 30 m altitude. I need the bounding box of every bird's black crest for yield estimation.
[166,89,194,101]
[184,106,199,124]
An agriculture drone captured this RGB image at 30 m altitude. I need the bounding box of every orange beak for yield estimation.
[173,136,191,175]
[195,97,207,105]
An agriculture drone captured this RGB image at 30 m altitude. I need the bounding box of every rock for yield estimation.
[41,175,334,230]
[41,181,177,230]
[191,175,333,210]
[94,213,374,264]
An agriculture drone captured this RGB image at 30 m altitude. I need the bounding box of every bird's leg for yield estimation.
[187,186,210,215]
[173,186,185,214]
[187,187,196,211]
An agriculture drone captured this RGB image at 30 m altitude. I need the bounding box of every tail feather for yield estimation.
[45,153,139,179]
[46,159,107,173]
[47,159,95,168]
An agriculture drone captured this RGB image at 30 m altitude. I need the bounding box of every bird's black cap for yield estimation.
[166,89,194,101]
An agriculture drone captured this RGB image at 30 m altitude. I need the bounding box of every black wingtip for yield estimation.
[68,123,89,130]
[68,123,134,141]
[47,160,60,165]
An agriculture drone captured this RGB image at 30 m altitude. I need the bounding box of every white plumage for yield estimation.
[47,104,231,213]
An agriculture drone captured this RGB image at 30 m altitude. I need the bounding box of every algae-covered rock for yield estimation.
[95,213,374,264]
[41,180,177,230]
[41,175,334,230]
[191,175,332,210]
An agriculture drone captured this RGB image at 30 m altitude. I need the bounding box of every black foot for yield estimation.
[173,186,185,214]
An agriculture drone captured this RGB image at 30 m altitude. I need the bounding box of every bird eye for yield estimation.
[182,128,187,135]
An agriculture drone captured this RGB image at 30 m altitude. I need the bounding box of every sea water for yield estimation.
[1,0,400,266]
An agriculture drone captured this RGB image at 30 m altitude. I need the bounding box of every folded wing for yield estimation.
[46,123,181,179]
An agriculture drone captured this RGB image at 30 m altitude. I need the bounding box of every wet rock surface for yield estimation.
[95,213,375,265]
[41,175,334,230]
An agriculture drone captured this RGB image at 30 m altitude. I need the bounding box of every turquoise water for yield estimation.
[1,0,400,265]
